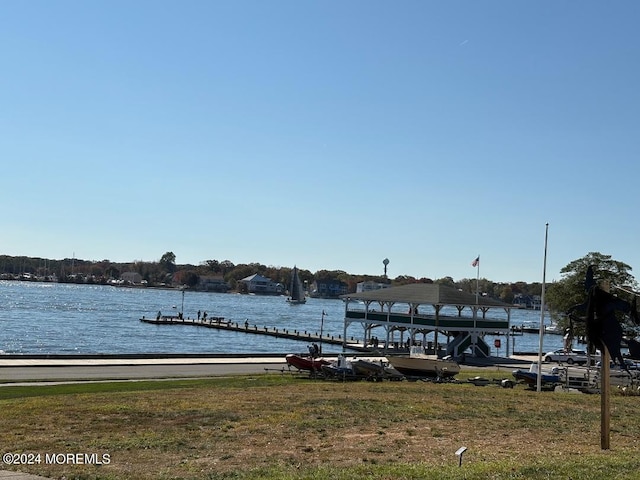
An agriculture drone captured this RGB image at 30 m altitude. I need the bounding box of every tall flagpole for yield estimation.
[536,223,549,393]
[473,255,480,304]
[477,256,479,304]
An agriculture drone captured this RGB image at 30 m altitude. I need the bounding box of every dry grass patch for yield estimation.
[1,374,640,479]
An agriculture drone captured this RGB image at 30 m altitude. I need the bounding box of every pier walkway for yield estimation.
[140,315,371,352]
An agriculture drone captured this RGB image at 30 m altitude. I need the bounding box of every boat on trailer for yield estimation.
[512,362,563,388]
[320,355,359,380]
[387,347,460,378]
[351,358,405,381]
[285,354,329,371]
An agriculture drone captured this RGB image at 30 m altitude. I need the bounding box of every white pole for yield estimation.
[536,223,549,393]
[320,310,325,355]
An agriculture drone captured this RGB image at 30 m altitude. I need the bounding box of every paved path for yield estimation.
[0,357,290,384]
[0,354,537,385]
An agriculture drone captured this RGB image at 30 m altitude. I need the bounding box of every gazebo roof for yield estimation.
[341,283,511,309]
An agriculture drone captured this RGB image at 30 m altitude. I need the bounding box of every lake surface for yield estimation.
[0,281,563,355]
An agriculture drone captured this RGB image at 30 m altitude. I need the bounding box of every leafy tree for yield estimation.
[219,260,235,275]
[297,268,313,289]
[224,264,257,287]
[500,285,514,303]
[527,282,543,296]
[105,266,120,279]
[435,276,455,287]
[314,270,342,282]
[174,270,199,288]
[546,252,637,326]
[159,252,177,274]
[393,275,419,286]
[203,260,221,273]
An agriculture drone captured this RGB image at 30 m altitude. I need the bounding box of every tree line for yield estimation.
[1,252,545,301]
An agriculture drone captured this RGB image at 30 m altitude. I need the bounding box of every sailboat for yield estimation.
[286,266,306,304]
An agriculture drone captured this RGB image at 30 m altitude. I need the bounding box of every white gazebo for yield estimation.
[341,283,513,358]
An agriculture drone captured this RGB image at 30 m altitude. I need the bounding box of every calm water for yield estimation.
[0,281,563,355]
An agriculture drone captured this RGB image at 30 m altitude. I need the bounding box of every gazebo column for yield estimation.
[362,322,371,346]
[433,305,441,355]
[385,326,391,353]
[363,300,374,347]
[505,307,512,357]
[342,299,349,352]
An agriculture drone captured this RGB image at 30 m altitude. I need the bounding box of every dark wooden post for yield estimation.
[601,346,610,450]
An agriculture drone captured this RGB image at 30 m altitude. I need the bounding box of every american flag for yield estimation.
[471,256,480,267]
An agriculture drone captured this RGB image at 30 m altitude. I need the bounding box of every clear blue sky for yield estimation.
[2,1,639,283]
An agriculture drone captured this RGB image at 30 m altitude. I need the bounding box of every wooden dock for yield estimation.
[140,316,371,352]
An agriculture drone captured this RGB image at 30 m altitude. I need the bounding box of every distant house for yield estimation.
[356,281,391,293]
[197,276,229,292]
[238,274,284,295]
[513,294,542,310]
[121,272,143,285]
[311,279,349,298]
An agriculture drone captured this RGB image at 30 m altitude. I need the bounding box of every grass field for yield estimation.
[1,370,640,479]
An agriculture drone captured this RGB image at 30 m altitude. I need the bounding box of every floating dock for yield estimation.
[140,316,371,352]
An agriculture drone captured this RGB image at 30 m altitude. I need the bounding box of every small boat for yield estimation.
[321,356,358,380]
[351,358,386,376]
[386,347,460,378]
[518,321,541,334]
[351,358,404,381]
[285,354,329,371]
[286,266,306,304]
[512,362,562,387]
[545,322,563,335]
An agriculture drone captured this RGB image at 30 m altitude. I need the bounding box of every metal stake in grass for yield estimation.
[455,446,467,467]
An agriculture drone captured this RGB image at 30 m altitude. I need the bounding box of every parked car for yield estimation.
[544,349,590,365]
